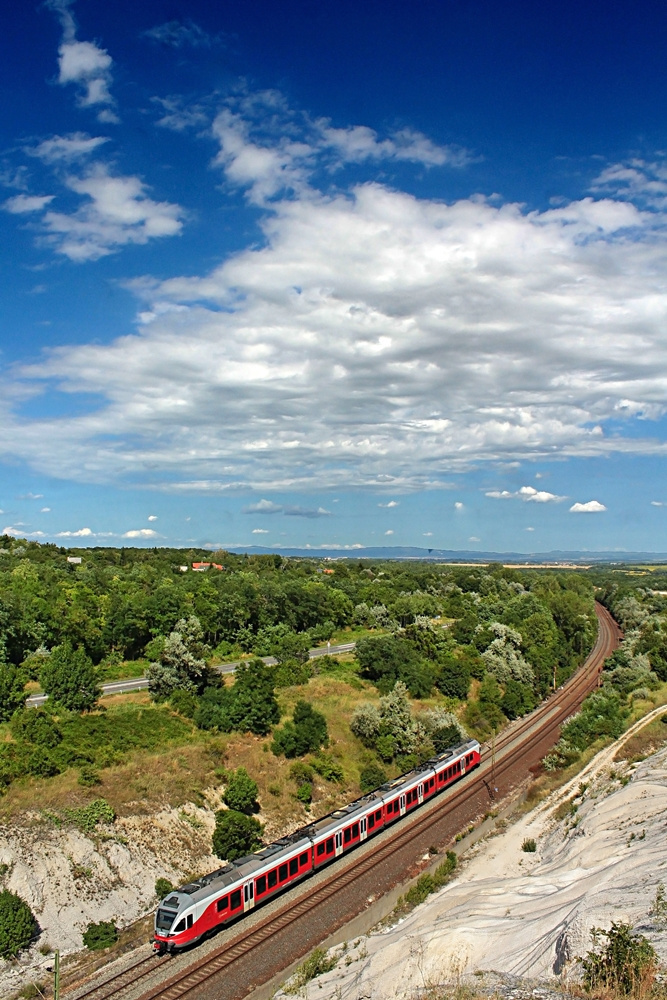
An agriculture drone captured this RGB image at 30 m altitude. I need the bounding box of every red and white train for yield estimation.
[153,737,480,953]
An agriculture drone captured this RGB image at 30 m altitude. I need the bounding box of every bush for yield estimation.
[310,753,344,783]
[581,922,657,996]
[284,947,337,993]
[272,701,328,757]
[359,763,387,792]
[296,782,312,806]
[147,617,207,701]
[169,689,198,718]
[78,765,101,787]
[155,878,175,900]
[289,760,315,786]
[212,810,263,861]
[521,838,537,853]
[223,767,259,814]
[82,920,118,951]
[62,799,115,832]
[0,889,35,958]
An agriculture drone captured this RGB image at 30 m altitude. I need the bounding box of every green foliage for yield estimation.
[436,654,471,700]
[310,752,344,783]
[61,798,115,832]
[295,782,312,805]
[194,660,280,735]
[155,878,175,900]
[581,923,657,996]
[40,642,100,712]
[0,663,27,721]
[284,947,338,993]
[169,689,199,718]
[82,920,118,951]
[500,679,536,720]
[212,810,263,861]
[522,838,537,853]
[12,708,62,747]
[395,851,457,916]
[359,763,387,792]
[78,764,101,787]
[561,688,628,751]
[0,889,35,958]
[272,700,328,757]
[273,657,314,688]
[355,634,435,696]
[147,616,208,700]
[289,760,314,785]
[223,767,259,814]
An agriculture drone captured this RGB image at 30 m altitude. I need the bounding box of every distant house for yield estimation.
[67,556,82,564]
[179,565,188,573]
[192,562,210,571]
[211,563,224,571]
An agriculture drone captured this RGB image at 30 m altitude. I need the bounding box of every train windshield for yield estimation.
[156,909,178,931]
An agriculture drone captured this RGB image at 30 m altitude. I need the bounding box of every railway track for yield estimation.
[66,602,620,1000]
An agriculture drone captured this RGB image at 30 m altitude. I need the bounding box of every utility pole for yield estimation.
[54,950,60,1000]
[491,727,497,798]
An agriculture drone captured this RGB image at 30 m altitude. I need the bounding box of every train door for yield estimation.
[360,816,367,842]
[243,882,255,913]
[460,756,466,776]
[399,793,406,817]
[335,831,343,857]
[417,782,424,804]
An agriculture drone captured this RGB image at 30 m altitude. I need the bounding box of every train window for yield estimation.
[430,778,435,788]
[352,823,359,838]
[368,814,375,829]
[156,909,177,931]
[279,863,288,881]
[300,852,309,866]
[394,800,400,812]
[174,919,185,933]
[406,790,412,804]
[438,772,444,782]
[343,827,351,843]
[289,858,298,876]
[231,889,242,910]
[326,837,334,853]
[187,915,193,929]
[216,896,229,913]
[316,843,326,856]
[375,809,382,821]
[256,876,267,896]
[268,869,277,888]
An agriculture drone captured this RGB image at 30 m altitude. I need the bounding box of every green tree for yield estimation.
[212,810,263,861]
[436,653,471,700]
[227,660,280,735]
[0,889,35,958]
[147,616,207,700]
[40,642,100,712]
[223,767,259,814]
[155,878,175,900]
[0,663,27,722]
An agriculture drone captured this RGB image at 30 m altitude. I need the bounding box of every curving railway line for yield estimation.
[64,602,620,1000]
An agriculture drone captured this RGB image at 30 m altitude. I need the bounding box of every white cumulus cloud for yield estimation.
[569,500,607,513]
[252,528,269,533]
[122,528,160,538]
[48,0,117,120]
[3,194,55,214]
[54,526,93,537]
[147,515,158,521]
[378,500,399,508]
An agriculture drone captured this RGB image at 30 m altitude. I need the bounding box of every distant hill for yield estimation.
[218,544,667,564]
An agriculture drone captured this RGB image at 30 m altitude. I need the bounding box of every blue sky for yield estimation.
[2,0,667,553]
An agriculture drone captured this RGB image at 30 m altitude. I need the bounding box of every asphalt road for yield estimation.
[25,641,357,707]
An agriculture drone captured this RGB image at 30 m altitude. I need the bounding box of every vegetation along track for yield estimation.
[69,602,621,1000]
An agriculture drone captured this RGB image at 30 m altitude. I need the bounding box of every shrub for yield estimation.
[147,617,207,701]
[359,763,387,792]
[0,889,35,958]
[155,878,175,900]
[169,689,198,718]
[272,701,328,757]
[581,922,657,996]
[78,765,101,787]
[284,947,337,993]
[212,810,263,861]
[289,761,314,786]
[82,920,118,951]
[62,799,115,832]
[521,838,537,853]
[223,767,259,814]
[310,753,344,783]
[296,782,312,806]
